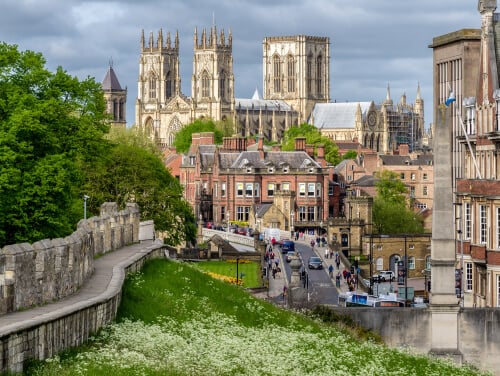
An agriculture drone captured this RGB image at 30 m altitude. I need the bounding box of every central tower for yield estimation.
[263,35,330,123]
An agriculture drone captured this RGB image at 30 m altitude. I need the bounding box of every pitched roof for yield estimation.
[226,151,320,169]
[310,102,371,129]
[102,66,123,91]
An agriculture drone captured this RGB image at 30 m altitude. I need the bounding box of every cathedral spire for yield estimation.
[140,29,145,51]
[175,31,179,50]
[158,29,163,50]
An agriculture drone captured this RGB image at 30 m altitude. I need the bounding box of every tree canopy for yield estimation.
[372,170,424,234]
[0,42,109,246]
[173,118,232,153]
[0,43,195,247]
[282,123,340,165]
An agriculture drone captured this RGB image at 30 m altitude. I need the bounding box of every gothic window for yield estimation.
[480,204,487,244]
[119,100,124,121]
[166,71,172,98]
[287,55,295,93]
[113,99,119,120]
[465,202,471,239]
[273,55,281,93]
[202,71,210,98]
[219,69,226,100]
[306,53,313,94]
[316,55,322,96]
[149,75,156,99]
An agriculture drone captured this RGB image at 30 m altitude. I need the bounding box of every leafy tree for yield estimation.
[342,150,357,160]
[0,43,109,246]
[173,119,225,153]
[372,170,424,234]
[83,128,197,246]
[282,123,340,165]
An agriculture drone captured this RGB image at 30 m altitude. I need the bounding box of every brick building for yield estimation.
[172,132,343,235]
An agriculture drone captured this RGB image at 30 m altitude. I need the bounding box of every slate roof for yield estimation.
[101,66,123,91]
[235,89,295,111]
[379,154,433,166]
[310,102,372,129]
[223,151,320,170]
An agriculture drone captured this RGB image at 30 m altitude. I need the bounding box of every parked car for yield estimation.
[372,270,395,282]
[286,251,298,262]
[308,256,323,270]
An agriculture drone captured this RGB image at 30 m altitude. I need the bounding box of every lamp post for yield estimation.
[369,234,374,295]
[83,195,89,220]
[454,202,464,307]
[236,257,240,286]
[226,210,230,241]
[290,210,294,237]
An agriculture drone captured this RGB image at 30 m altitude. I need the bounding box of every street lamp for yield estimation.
[226,210,230,241]
[83,195,89,220]
[290,210,294,237]
[454,202,464,307]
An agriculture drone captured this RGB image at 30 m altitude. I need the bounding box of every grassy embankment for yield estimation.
[25,259,488,376]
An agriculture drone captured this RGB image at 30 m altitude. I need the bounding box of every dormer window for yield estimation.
[309,167,314,173]
[189,156,195,165]
[268,167,274,173]
[246,167,252,173]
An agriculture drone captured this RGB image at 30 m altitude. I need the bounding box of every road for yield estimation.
[281,241,340,306]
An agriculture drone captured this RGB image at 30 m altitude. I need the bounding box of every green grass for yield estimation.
[192,259,262,288]
[25,259,489,376]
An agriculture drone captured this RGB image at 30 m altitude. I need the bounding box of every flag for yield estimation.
[445,91,456,107]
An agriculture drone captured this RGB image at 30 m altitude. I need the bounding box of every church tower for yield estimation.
[192,26,235,122]
[135,29,183,146]
[263,35,330,123]
[102,63,127,128]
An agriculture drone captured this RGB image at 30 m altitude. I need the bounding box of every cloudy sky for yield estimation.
[1,1,481,128]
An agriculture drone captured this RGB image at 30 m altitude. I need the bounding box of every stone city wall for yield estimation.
[0,242,169,373]
[0,202,140,315]
[334,307,500,376]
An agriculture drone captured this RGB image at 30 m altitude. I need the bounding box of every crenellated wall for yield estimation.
[0,202,140,315]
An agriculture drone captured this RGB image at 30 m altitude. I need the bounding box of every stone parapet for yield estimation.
[0,203,140,315]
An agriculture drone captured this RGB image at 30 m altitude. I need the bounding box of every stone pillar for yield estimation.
[429,104,461,361]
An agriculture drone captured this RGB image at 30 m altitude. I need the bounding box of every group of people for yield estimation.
[342,269,357,291]
[264,245,281,279]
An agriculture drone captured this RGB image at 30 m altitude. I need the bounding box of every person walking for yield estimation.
[325,247,329,259]
[328,264,334,278]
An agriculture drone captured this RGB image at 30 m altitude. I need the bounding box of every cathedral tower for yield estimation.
[192,26,235,122]
[102,63,127,128]
[263,35,330,123]
[135,29,183,146]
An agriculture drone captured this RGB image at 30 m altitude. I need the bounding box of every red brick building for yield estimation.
[169,132,342,235]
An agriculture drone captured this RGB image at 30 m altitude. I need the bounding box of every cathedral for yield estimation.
[134,27,330,147]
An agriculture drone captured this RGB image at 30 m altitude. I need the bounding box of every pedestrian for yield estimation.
[310,239,315,250]
[282,285,287,300]
[330,248,334,259]
[325,247,329,259]
[272,263,277,279]
[328,264,334,277]
[336,272,341,287]
[275,258,280,267]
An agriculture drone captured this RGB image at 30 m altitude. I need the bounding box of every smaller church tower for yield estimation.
[192,26,235,122]
[102,63,127,128]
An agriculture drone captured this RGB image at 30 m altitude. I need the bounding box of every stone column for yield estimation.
[429,104,461,361]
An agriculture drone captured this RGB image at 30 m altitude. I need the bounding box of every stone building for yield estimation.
[102,64,127,128]
[135,29,330,148]
[309,85,425,154]
[262,35,330,123]
[451,0,500,308]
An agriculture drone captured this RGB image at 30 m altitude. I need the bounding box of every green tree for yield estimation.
[84,128,196,246]
[342,150,357,160]
[282,123,340,165]
[0,43,109,246]
[172,119,225,153]
[372,170,424,234]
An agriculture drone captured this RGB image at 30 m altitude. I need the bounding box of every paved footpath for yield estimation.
[0,240,157,336]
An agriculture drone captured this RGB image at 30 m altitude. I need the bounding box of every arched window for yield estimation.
[149,76,156,99]
[202,71,210,98]
[316,55,323,96]
[219,69,226,99]
[306,53,313,93]
[166,71,172,98]
[287,55,295,93]
[273,55,281,93]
